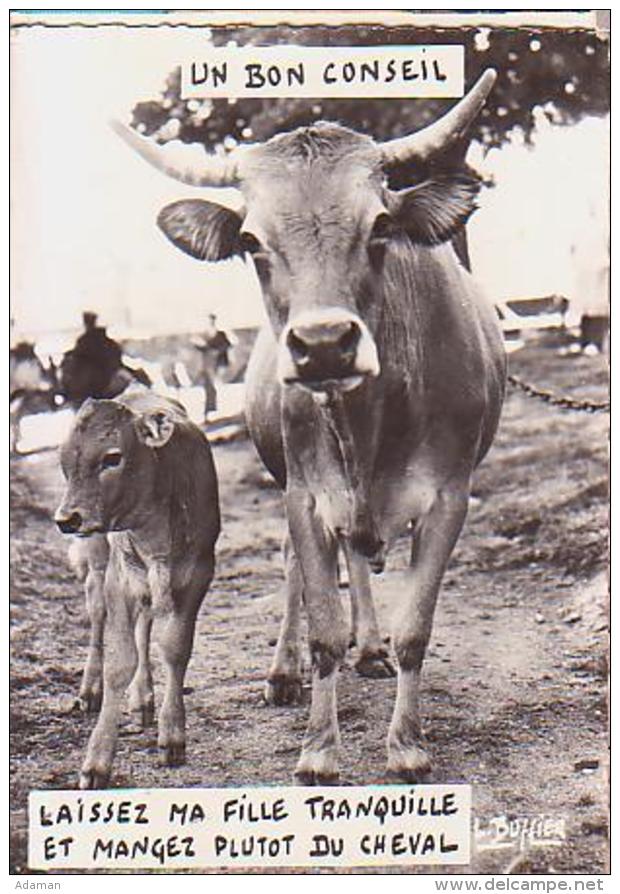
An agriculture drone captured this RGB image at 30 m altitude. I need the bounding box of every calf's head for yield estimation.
[55,399,175,536]
[113,69,496,393]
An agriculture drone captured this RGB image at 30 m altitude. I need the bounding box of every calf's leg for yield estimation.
[78,535,109,712]
[387,486,469,781]
[79,566,106,712]
[80,592,138,789]
[127,610,155,728]
[157,573,209,767]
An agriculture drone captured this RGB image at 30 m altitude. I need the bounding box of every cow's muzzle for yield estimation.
[55,510,84,535]
[54,507,104,536]
[278,308,380,392]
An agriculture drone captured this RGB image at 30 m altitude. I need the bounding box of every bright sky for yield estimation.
[469,110,609,317]
[11,24,609,348]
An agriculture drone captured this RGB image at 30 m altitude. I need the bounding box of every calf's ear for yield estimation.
[136,410,175,448]
[158,199,243,261]
[389,172,481,246]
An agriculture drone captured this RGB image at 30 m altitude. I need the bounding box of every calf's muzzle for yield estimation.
[278,308,380,391]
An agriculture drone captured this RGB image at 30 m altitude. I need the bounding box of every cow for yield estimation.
[10,341,60,452]
[59,348,152,408]
[112,68,506,783]
[54,390,220,788]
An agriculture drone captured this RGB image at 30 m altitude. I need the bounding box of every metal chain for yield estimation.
[507,374,610,413]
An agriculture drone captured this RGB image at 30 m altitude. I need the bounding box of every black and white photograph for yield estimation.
[9,9,610,878]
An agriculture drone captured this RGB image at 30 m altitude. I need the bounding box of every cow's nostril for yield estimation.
[338,321,361,355]
[56,511,83,535]
[287,330,310,366]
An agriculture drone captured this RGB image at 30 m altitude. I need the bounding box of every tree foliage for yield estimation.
[131,24,609,153]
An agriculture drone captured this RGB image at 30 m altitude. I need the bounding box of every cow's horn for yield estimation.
[110,120,240,187]
[381,68,497,167]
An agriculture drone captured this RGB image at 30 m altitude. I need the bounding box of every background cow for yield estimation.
[114,68,506,784]
[10,341,60,452]
[59,313,152,408]
[55,390,220,788]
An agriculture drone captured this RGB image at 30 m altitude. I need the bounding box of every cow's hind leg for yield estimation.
[80,592,138,789]
[387,486,469,781]
[265,536,303,705]
[127,611,155,728]
[343,542,395,679]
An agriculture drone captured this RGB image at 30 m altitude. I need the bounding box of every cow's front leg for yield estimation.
[79,566,106,713]
[127,610,155,728]
[387,486,469,781]
[265,535,303,706]
[343,542,395,679]
[80,592,137,789]
[287,489,346,784]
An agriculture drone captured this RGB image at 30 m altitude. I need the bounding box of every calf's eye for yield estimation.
[101,451,122,471]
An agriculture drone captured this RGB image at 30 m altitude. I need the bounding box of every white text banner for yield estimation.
[181,45,464,99]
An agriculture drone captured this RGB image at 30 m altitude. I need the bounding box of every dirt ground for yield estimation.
[9,341,609,875]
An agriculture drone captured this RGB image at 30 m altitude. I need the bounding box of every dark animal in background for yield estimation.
[59,312,151,407]
[580,314,609,354]
[55,391,220,788]
[10,340,60,452]
[114,68,506,783]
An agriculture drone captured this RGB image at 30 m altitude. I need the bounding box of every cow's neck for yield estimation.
[321,390,385,569]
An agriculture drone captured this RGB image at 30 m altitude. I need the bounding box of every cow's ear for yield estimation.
[135,410,175,448]
[390,173,481,246]
[157,199,242,261]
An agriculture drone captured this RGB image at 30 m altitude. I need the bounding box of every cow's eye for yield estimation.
[240,231,263,256]
[370,213,398,243]
[101,450,122,471]
[368,214,397,266]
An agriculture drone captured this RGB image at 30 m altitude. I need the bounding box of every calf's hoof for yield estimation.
[386,743,432,782]
[264,673,303,706]
[294,749,339,786]
[355,649,396,679]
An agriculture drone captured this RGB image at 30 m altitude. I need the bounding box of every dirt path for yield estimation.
[10,343,609,874]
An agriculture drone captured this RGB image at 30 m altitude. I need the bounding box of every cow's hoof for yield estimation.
[79,767,110,790]
[128,702,155,732]
[386,745,432,782]
[355,650,396,679]
[79,689,102,714]
[141,702,155,728]
[294,750,339,785]
[264,674,303,706]
[135,701,155,729]
[160,742,186,767]
[294,769,340,785]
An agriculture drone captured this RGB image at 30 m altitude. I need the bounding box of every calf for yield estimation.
[55,391,220,788]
